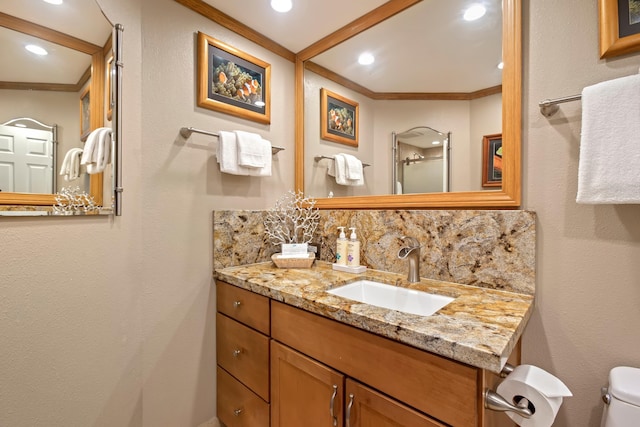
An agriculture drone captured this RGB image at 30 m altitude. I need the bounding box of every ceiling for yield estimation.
[0,0,111,85]
[0,0,502,92]
[202,0,503,93]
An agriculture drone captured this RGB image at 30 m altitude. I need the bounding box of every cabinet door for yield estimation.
[344,379,446,427]
[271,341,344,427]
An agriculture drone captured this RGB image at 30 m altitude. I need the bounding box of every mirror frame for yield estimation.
[294,0,521,209]
[0,11,109,208]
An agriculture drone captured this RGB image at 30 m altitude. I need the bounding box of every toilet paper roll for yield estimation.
[496,365,572,427]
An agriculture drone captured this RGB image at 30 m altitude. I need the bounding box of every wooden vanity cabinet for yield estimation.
[216,281,518,427]
[216,282,270,427]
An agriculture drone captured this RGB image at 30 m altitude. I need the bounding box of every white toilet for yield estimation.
[601,366,640,426]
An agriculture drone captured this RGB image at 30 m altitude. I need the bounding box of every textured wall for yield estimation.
[214,209,536,295]
[524,1,640,426]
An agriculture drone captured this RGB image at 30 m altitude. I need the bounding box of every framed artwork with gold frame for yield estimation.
[320,88,359,147]
[197,32,271,124]
[80,86,90,142]
[599,0,640,58]
[482,133,502,187]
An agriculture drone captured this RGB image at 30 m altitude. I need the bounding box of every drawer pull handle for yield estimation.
[329,384,338,427]
[233,408,243,417]
[232,349,242,358]
[345,393,354,427]
[233,300,242,308]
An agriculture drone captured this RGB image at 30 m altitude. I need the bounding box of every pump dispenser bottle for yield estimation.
[346,227,360,267]
[335,226,348,265]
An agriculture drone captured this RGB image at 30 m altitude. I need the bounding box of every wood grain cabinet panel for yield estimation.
[217,313,270,401]
[217,280,270,334]
[217,366,269,427]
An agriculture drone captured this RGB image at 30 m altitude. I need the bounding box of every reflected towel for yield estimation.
[217,131,249,176]
[333,154,364,186]
[60,148,84,181]
[342,153,363,180]
[577,74,640,203]
[80,127,112,174]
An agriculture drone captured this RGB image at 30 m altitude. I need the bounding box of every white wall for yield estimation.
[523,1,640,426]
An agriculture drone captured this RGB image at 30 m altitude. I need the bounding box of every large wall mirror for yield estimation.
[295,0,521,209]
[0,0,123,216]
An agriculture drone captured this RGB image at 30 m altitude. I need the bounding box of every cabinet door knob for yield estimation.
[329,384,338,427]
[233,408,243,416]
[345,393,355,427]
[233,300,242,308]
[232,349,242,358]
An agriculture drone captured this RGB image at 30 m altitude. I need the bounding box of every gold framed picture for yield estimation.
[599,0,640,58]
[197,32,271,124]
[320,88,359,147]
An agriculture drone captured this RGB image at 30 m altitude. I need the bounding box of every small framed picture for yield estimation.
[482,133,502,187]
[320,88,359,147]
[599,0,640,58]
[197,32,271,124]
[80,86,90,142]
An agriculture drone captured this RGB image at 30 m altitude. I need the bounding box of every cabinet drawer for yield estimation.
[217,281,270,334]
[217,366,269,427]
[217,313,270,401]
[271,302,479,427]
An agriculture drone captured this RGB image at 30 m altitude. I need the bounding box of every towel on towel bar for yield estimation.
[331,153,364,186]
[60,148,84,181]
[577,73,640,204]
[235,130,268,168]
[216,131,272,176]
[80,127,112,174]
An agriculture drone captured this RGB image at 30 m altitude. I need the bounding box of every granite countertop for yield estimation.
[214,261,534,373]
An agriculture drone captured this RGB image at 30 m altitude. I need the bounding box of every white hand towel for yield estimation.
[85,128,112,174]
[235,130,266,168]
[60,148,83,181]
[341,153,363,180]
[217,131,249,176]
[333,154,364,186]
[577,74,640,204]
[248,139,273,177]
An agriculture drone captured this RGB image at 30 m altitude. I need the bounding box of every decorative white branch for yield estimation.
[53,186,101,215]
[264,190,320,247]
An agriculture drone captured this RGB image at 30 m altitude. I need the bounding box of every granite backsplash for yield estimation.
[213,209,535,295]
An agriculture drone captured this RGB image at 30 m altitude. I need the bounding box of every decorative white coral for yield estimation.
[52,186,101,215]
[264,190,320,246]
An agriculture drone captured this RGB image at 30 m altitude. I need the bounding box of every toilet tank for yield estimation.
[601,367,640,427]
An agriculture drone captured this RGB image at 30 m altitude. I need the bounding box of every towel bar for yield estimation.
[314,155,370,167]
[180,127,285,155]
[538,94,581,117]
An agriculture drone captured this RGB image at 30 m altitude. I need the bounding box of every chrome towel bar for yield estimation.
[180,127,285,155]
[539,94,581,117]
[314,155,370,167]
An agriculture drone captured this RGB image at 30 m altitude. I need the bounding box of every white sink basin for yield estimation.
[327,280,454,316]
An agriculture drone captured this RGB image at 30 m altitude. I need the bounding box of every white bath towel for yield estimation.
[235,130,267,168]
[577,74,640,204]
[217,131,249,175]
[342,153,363,180]
[80,127,112,174]
[248,139,273,177]
[333,154,364,186]
[59,148,84,181]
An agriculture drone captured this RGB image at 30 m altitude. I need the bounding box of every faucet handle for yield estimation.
[400,236,420,248]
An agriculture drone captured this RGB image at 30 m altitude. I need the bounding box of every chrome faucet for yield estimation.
[398,236,421,283]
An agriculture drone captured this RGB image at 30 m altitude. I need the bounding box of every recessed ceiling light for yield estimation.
[432,141,441,145]
[497,61,504,69]
[42,0,63,4]
[15,123,27,128]
[463,4,486,21]
[271,0,292,13]
[358,52,375,65]
[25,44,48,56]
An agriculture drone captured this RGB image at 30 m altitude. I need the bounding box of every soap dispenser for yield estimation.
[346,227,360,267]
[336,226,348,265]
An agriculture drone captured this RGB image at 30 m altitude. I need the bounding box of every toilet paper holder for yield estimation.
[484,363,534,419]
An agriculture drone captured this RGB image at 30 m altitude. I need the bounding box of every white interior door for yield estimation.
[0,125,53,194]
